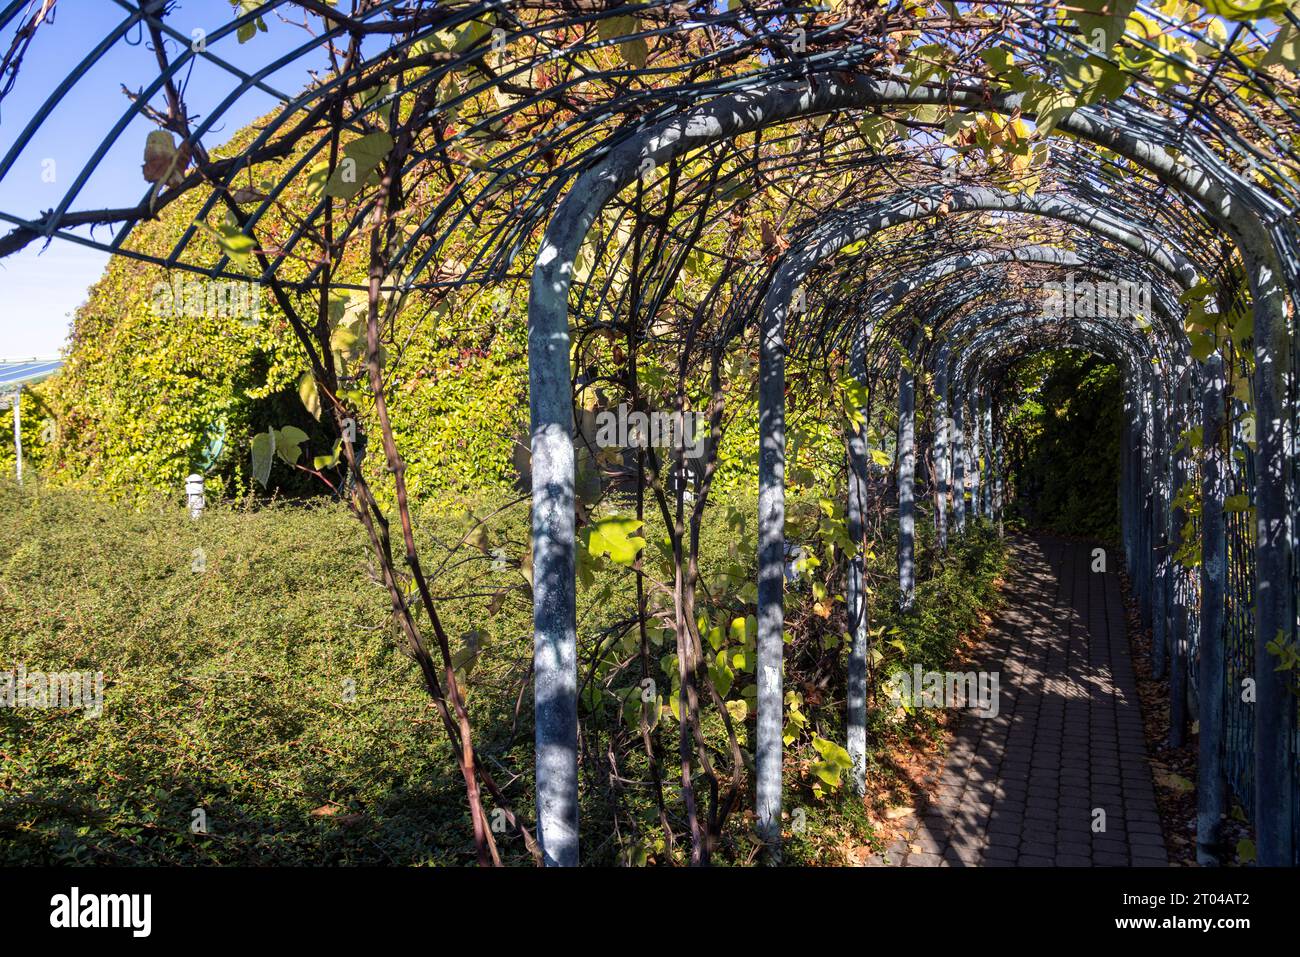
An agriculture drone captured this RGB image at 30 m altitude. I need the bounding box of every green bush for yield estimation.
[0,481,534,864]
[1003,351,1121,540]
[1,478,1006,865]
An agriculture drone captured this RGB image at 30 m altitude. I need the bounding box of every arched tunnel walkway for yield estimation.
[6,2,1300,870]
[874,535,1168,868]
[523,68,1299,866]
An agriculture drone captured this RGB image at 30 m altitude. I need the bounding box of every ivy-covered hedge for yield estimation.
[36,253,301,500]
[1003,351,1122,540]
[24,122,534,503]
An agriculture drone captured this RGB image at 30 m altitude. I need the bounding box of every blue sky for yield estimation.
[0,0,333,359]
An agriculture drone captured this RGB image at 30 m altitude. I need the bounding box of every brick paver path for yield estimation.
[875,534,1168,867]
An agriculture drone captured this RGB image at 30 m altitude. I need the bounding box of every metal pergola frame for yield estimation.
[3,0,1298,867]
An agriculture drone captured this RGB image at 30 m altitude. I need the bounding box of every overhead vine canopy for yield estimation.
[4,1,1298,288]
[3,0,1298,868]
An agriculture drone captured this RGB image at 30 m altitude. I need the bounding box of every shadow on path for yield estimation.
[872,534,1168,867]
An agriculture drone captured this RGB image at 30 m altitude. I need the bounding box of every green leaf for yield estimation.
[218,229,255,264]
[809,734,853,788]
[705,623,724,652]
[859,115,896,151]
[1027,85,1078,138]
[325,132,394,200]
[1263,23,1300,73]
[980,48,1015,75]
[305,161,330,199]
[1070,0,1136,55]
[598,15,648,69]
[275,425,309,465]
[812,735,853,768]
[426,15,490,55]
[1060,54,1130,105]
[909,103,947,125]
[231,1,268,43]
[200,217,256,267]
[1198,0,1289,22]
[575,446,602,508]
[1236,838,1257,863]
[1188,332,1215,363]
[708,657,734,698]
[1230,309,1253,350]
[622,687,659,731]
[250,430,274,488]
[729,616,748,646]
[313,439,342,471]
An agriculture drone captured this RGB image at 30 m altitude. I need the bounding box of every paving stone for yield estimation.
[1056,840,1093,858]
[1093,850,1130,866]
[1130,848,1170,867]
[983,844,1020,863]
[905,852,945,867]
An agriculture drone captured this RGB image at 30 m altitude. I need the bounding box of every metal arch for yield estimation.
[524,82,1295,846]
[954,310,1180,684]
[7,5,1300,269]
[956,304,1180,605]
[3,0,1297,866]
[921,281,1167,546]
[813,232,1199,371]
[748,182,1204,848]
[953,314,1156,530]
[819,244,1182,355]
[918,297,1176,750]
[832,242,1181,692]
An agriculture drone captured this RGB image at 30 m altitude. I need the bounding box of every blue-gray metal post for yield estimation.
[933,360,950,551]
[898,359,917,609]
[844,375,870,796]
[1197,353,1228,865]
[755,274,788,857]
[951,387,967,536]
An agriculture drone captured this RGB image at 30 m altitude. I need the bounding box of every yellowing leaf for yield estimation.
[725,699,749,723]
[1198,0,1289,21]
[585,515,646,566]
[299,372,321,420]
[142,130,190,187]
